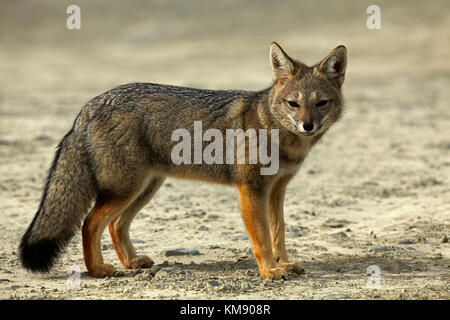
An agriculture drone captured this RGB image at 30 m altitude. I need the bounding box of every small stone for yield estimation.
[369,245,387,252]
[415,226,431,232]
[231,235,249,241]
[197,225,209,231]
[207,214,219,220]
[185,209,206,218]
[102,241,114,251]
[34,134,52,141]
[150,265,162,275]
[207,280,220,287]
[131,239,144,244]
[326,293,348,299]
[114,271,125,277]
[208,245,221,249]
[162,248,200,256]
[161,266,184,275]
[330,232,348,240]
[287,231,302,238]
[161,260,170,268]
[323,221,344,228]
[9,285,21,290]
[397,240,415,245]
[441,235,448,243]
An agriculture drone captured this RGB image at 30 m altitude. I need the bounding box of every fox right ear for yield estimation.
[315,45,347,86]
[270,42,295,82]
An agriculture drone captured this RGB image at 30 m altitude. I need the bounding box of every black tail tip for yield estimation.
[19,237,60,273]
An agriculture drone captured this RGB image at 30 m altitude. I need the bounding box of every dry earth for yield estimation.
[0,0,449,299]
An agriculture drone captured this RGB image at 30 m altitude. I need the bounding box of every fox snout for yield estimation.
[287,115,320,135]
[298,121,319,133]
[287,109,321,135]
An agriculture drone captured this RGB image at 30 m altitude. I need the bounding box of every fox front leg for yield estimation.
[268,175,304,275]
[236,184,288,280]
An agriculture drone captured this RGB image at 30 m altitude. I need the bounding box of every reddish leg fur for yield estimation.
[236,184,288,279]
[268,176,304,275]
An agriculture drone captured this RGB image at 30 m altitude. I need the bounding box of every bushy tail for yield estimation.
[19,128,97,272]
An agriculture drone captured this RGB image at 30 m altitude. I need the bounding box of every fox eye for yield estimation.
[316,100,329,107]
[287,101,300,108]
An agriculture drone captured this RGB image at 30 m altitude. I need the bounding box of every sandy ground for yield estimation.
[0,1,449,299]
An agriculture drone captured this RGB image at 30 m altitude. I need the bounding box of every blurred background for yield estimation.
[1,0,449,137]
[1,0,449,90]
[0,0,449,299]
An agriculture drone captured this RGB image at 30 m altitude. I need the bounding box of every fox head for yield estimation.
[268,42,347,137]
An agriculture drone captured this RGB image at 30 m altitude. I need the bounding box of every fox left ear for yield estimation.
[315,45,347,86]
[270,42,295,82]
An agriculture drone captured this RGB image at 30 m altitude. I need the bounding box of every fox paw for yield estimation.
[262,267,289,280]
[129,255,154,269]
[277,261,305,275]
[89,263,118,278]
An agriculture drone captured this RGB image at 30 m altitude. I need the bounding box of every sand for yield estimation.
[0,0,449,299]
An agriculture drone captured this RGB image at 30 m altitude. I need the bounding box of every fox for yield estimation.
[19,42,347,280]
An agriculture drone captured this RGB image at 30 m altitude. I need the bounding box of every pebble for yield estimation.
[131,239,144,244]
[150,265,162,276]
[207,214,219,220]
[185,209,206,218]
[161,260,170,267]
[231,235,249,241]
[207,280,220,287]
[102,242,114,251]
[441,235,448,243]
[397,240,415,245]
[323,221,344,228]
[8,285,21,290]
[114,271,125,277]
[369,245,387,252]
[197,225,209,231]
[326,293,348,299]
[287,231,302,238]
[34,134,52,142]
[362,181,378,186]
[162,248,200,256]
[415,226,431,232]
[330,232,348,240]
[161,267,184,275]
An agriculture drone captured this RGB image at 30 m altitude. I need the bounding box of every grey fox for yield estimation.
[20,42,347,279]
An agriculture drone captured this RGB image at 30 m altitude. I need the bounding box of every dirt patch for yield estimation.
[0,0,449,299]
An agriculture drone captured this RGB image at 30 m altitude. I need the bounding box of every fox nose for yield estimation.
[302,122,315,132]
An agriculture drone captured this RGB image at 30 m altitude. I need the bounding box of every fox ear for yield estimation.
[270,42,295,82]
[315,45,347,85]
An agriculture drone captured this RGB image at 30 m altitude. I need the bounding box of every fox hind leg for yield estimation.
[108,176,165,269]
[82,193,137,277]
